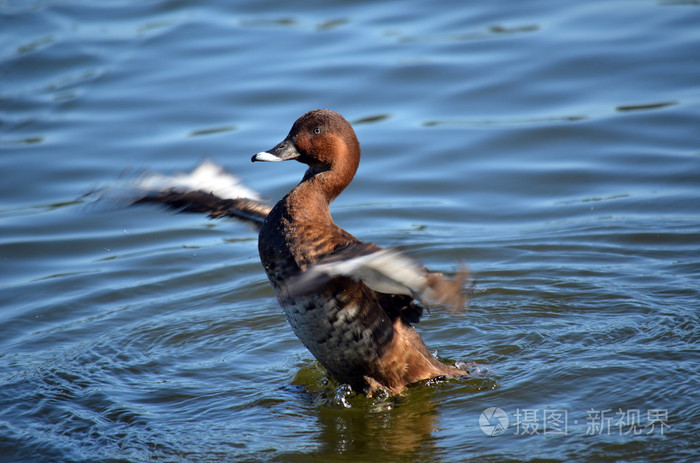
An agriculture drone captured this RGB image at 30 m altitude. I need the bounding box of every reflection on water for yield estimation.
[615,101,678,112]
[315,393,441,457]
[287,363,499,459]
[257,359,497,461]
[1,0,699,461]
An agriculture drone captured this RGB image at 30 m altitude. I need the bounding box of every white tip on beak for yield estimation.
[252,151,283,162]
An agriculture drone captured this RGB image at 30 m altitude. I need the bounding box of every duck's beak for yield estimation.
[252,139,300,162]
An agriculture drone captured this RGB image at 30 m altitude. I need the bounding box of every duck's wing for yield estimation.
[286,244,470,313]
[134,190,270,225]
[87,160,271,228]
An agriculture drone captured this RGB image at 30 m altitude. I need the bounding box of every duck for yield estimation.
[128,109,469,395]
[251,109,467,395]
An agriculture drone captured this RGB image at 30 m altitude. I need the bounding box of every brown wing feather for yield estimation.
[134,189,271,228]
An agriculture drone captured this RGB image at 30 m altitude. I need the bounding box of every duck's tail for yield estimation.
[86,160,271,228]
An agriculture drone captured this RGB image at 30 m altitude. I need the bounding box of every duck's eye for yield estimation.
[312,127,322,135]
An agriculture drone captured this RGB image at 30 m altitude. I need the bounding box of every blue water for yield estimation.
[1,0,699,461]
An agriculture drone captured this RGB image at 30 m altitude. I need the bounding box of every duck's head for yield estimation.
[252,109,360,174]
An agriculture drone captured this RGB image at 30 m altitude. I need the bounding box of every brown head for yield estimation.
[252,109,361,201]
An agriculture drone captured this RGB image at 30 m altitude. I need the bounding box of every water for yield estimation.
[1,0,699,461]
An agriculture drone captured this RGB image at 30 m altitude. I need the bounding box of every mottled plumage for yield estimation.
[253,110,467,394]
[116,110,469,395]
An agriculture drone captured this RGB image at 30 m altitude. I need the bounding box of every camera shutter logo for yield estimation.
[480,407,509,436]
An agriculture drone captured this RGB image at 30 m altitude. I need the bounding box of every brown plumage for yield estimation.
[125,109,468,395]
[134,190,270,226]
[252,109,467,395]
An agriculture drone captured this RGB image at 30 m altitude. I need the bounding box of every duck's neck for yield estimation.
[298,148,359,205]
[264,149,360,272]
[298,169,351,206]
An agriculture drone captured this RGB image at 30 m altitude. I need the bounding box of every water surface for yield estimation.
[1,0,699,461]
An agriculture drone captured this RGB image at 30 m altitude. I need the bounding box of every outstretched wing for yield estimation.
[134,190,270,226]
[285,244,469,315]
[87,160,271,228]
